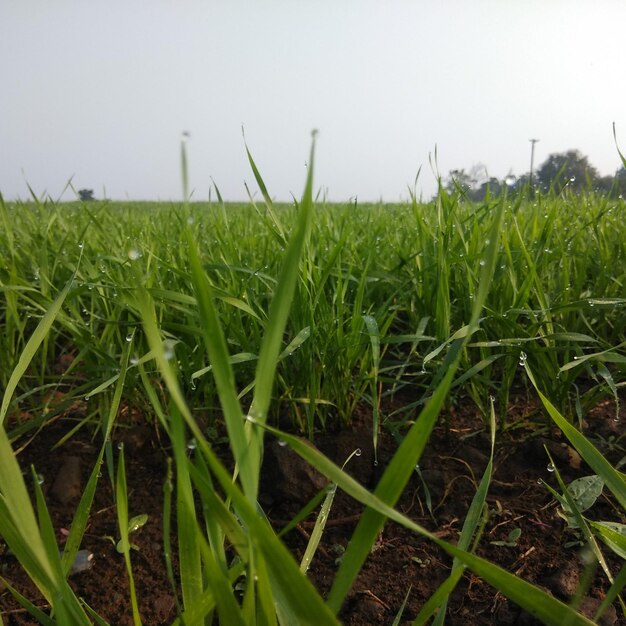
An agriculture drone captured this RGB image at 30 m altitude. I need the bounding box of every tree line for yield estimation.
[445,150,626,200]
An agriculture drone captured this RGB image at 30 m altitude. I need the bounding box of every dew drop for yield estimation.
[163,340,176,361]
[187,438,197,451]
[125,333,134,342]
[479,259,486,267]
[354,448,362,457]
[277,440,287,447]
[546,463,555,473]
[505,174,516,186]
[117,442,124,451]
[128,248,142,261]
[85,395,91,401]
[78,242,84,249]
[518,351,527,366]
[36,473,45,485]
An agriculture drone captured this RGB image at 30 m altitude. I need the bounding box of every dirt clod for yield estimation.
[51,455,82,504]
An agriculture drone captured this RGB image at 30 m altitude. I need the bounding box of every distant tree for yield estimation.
[474,177,504,200]
[535,150,599,193]
[445,166,505,201]
[78,188,95,201]
[445,169,474,195]
[595,166,626,196]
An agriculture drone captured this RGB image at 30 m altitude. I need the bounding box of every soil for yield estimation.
[1,392,625,625]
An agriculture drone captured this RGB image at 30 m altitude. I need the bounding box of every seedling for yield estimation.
[491,527,522,548]
[105,513,149,552]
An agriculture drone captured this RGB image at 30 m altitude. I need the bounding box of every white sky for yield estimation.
[2,1,625,203]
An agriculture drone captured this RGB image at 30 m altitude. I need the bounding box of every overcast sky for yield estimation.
[2,1,625,203]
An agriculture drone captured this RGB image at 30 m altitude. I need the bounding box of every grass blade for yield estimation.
[0,272,75,425]
[524,362,626,510]
[115,446,142,626]
[245,131,317,502]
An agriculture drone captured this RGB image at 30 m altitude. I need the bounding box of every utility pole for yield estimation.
[529,138,540,195]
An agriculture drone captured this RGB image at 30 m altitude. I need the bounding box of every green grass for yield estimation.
[0,136,625,624]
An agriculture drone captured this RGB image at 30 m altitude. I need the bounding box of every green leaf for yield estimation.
[0,272,75,425]
[562,476,604,516]
[525,363,626,512]
[589,521,626,559]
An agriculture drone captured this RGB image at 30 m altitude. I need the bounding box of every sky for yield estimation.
[2,1,626,203]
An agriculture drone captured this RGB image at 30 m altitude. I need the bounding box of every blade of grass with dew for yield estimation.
[134,292,209,467]
[542,451,621,615]
[191,352,259,384]
[245,131,317,503]
[542,452,615,586]
[327,193,506,612]
[186,223,256,500]
[0,271,75,426]
[299,485,336,574]
[115,446,142,626]
[63,333,134,576]
[588,521,626,560]
[136,290,249,621]
[277,325,311,360]
[300,448,361,575]
[257,424,595,626]
[243,128,285,242]
[524,362,626,510]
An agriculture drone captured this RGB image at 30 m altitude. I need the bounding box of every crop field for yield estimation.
[1,140,625,625]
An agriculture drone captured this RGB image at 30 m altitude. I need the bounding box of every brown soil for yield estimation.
[1,394,624,625]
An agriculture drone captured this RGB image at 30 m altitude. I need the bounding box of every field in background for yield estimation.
[1,192,624,435]
[1,176,625,625]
